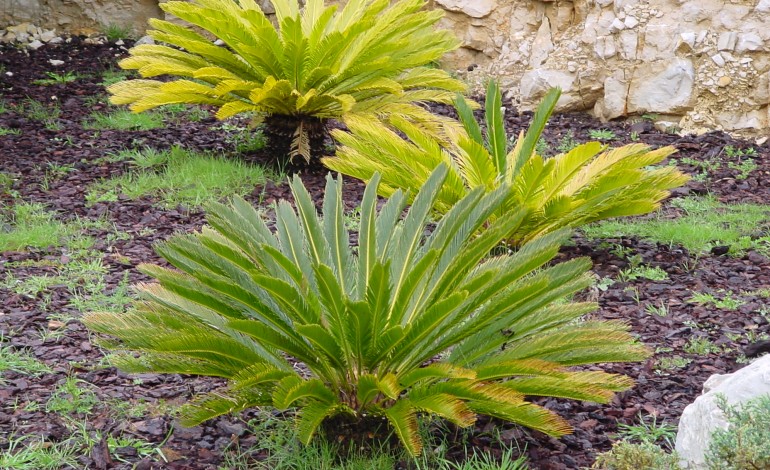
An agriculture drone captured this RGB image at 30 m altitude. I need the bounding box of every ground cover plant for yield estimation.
[324,82,689,247]
[1,37,769,469]
[108,0,467,161]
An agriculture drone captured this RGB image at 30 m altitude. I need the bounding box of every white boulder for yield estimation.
[676,355,770,469]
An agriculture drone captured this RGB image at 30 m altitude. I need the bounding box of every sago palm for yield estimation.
[107,0,466,161]
[324,82,689,246]
[83,166,649,456]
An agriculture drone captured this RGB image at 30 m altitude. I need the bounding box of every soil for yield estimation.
[1,39,769,470]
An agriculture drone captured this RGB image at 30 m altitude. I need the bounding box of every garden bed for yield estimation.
[1,39,769,469]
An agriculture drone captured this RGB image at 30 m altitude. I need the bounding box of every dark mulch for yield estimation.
[1,39,769,469]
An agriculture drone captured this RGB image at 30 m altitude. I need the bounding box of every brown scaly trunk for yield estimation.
[263,114,328,165]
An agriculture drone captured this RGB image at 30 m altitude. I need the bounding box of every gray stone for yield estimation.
[736,32,763,52]
[594,72,629,120]
[594,35,617,59]
[27,39,44,50]
[134,35,154,46]
[38,30,55,42]
[623,16,639,29]
[676,355,770,469]
[628,59,696,114]
[718,31,738,51]
[529,18,553,67]
[435,0,496,18]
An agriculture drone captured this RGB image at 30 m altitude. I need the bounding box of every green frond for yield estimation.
[272,377,336,409]
[384,400,421,456]
[409,393,476,427]
[469,400,572,437]
[296,401,344,445]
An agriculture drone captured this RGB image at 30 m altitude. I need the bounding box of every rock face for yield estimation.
[434,0,770,134]
[1,0,162,37]
[675,355,770,469]
[4,0,770,133]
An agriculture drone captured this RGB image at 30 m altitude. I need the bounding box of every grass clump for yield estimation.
[582,196,770,256]
[83,108,165,131]
[224,410,528,470]
[0,341,52,377]
[689,290,746,311]
[0,435,79,470]
[32,71,79,86]
[87,146,272,208]
[0,127,21,136]
[103,23,133,41]
[706,394,770,470]
[0,203,67,251]
[46,377,100,416]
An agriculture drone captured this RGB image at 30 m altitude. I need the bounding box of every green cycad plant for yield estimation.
[107,0,466,162]
[83,166,649,456]
[324,81,689,247]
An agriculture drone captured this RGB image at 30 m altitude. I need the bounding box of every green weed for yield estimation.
[582,196,770,256]
[103,23,133,41]
[46,377,100,416]
[556,130,579,154]
[588,129,616,141]
[644,301,669,317]
[0,434,79,469]
[0,126,21,136]
[83,109,165,131]
[0,341,52,377]
[655,356,692,373]
[617,413,677,447]
[618,265,669,283]
[32,71,79,86]
[87,146,273,208]
[689,290,745,310]
[683,337,722,355]
[0,202,66,251]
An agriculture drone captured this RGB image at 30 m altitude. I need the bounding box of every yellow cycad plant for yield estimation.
[324,82,689,247]
[84,166,649,456]
[107,0,467,162]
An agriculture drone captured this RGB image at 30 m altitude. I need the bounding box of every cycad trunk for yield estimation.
[264,114,328,164]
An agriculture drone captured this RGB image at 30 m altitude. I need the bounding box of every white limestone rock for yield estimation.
[594,35,617,60]
[718,31,738,51]
[755,72,770,105]
[38,30,56,42]
[618,30,638,60]
[134,35,154,46]
[714,109,768,130]
[435,0,496,19]
[529,18,553,67]
[594,71,629,120]
[628,59,696,114]
[676,355,770,469]
[736,32,763,52]
[519,69,576,108]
